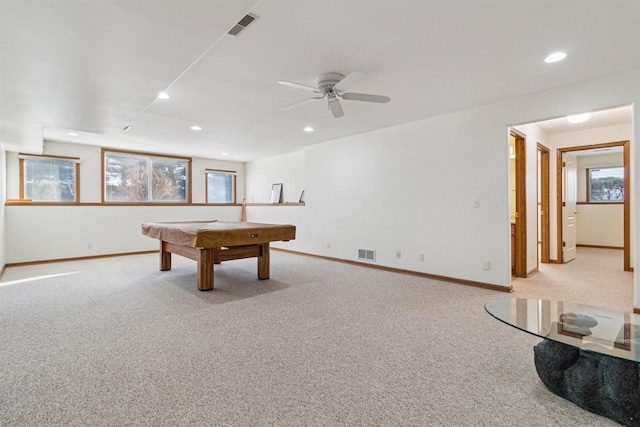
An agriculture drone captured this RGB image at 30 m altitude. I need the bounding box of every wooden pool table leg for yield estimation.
[197,248,215,291]
[160,241,171,271]
[258,243,270,280]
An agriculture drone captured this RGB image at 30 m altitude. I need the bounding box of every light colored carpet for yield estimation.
[512,247,634,313]
[0,247,631,426]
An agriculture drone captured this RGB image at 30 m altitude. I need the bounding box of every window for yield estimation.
[588,166,624,202]
[20,154,79,202]
[206,169,236,203]
[103,149,191,203]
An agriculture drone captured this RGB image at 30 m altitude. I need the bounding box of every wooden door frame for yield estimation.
[538,143,550,263]
[512,129,527,277]
[556,140,630,270]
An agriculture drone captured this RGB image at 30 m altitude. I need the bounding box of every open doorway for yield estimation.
[510,105,633,287]
[557,140,630,271]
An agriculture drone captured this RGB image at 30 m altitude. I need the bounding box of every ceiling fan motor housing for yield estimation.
[278,71,389,117]
[316,72,345,92]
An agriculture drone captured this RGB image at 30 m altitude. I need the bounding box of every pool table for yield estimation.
[141,220,296,291]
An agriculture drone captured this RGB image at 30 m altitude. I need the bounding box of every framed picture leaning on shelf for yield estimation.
[270,183,283,203]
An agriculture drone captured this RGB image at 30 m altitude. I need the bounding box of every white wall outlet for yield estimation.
[326,242,331,249]
[483,261,491,270]
[87,242,93,249]
[396,250,401,259]
[473,199,480,208]
[419,253,425,262]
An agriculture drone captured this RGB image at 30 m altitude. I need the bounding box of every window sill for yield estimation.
[246,203,305,206]
[577,201,624,205]
[6,199,79,205]
[5,202,243,207]
[5,202,306,207]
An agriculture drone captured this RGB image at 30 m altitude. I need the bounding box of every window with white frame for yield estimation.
[206,169,236,203]
[588,166,624,202]
[20,154,79,202]
[103,149,191,203]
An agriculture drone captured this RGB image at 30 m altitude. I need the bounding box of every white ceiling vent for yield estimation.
[228,13,258,37]
[358,249,376,262]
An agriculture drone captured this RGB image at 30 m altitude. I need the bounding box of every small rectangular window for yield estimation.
[103,149,191,203]
[206,169,236,204]
[588,166,624,202]
[20,154,79,202]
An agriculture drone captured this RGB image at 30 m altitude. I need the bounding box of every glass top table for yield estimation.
[485,298,640,364]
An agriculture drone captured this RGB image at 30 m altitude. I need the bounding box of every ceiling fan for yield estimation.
[278,72,390,118]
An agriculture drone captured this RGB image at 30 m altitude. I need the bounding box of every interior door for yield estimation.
[562,152,577,262]
[538,144,550,263]
[512,131,527,277]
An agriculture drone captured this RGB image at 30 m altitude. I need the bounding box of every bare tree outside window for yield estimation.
[24,157,77,202]
[104,151,189,202]
[588,167,624,202]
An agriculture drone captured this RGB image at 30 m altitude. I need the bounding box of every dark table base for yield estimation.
[534,339,640,427]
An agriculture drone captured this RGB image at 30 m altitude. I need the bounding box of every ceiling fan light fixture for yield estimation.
[566,113,591,123]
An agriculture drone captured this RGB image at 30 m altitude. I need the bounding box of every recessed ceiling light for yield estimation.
[221,152,229,156]
[566,113,591,123]
[303,126,314,132]
[544,52,567,63]
[190,125,202,131]
[67,132,79,136]
[157,92,171,99]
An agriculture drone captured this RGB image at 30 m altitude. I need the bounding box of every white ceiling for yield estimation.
[572,146,623,157]
[1,0,639,162]
[533,105,633,136]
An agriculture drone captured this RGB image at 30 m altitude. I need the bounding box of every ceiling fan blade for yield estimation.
[341,92,390,103]
[281,96,324,111]
[278,81,321,93]
[333,71,365,92]
[328,96,344,118]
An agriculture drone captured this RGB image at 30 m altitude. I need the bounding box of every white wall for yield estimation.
[251,109,515,287]
[6,141,246,203]
[243,151,306,247]
[245,150,305,204]
[5,205,242,263]
[246,70,640,293]
[5,141,248,263]
[577,204,624,247]
[0,144,6,271]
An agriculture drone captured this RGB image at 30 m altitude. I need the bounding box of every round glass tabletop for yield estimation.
[485,298,640,363]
